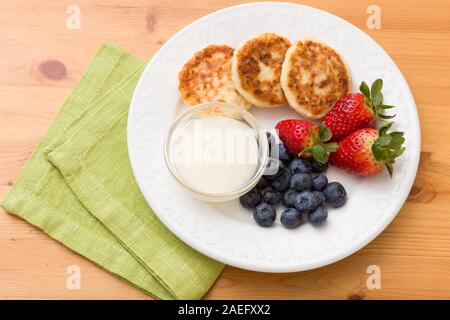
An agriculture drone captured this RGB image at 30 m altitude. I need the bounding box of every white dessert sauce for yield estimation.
[169,115,259,194]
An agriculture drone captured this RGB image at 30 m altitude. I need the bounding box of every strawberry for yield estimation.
[329,123,405,176]
[275,120,337,164]
[323,79,396,142]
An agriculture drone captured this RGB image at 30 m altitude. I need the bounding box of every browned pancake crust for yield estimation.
[286,40,350,116]
[178,45,248,107]
[236,33,291,106]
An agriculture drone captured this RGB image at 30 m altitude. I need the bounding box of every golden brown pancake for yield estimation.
[231,33,291,108]
[178,45,251,109]
[280,40,351,119]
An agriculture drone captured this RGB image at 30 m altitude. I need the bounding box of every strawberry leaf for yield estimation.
[378,113,396,120]
[390,134,405,149]
[386,163,393,177]
[360,81,371,99]
[396,147,406,157]
[323,129,332,142]
[318,123,326,139]
[376,134,392,147]
[323,142,338,153]
[361,78,397,124]
[311,144,327,164]
[299,147,312,157]
[302,123,337,164]
[372,125,406,176]
[379,122,393,135]
[364,98,373,110]
[371,79,383,98]
[318,123,332,142]
[373,91,383,106]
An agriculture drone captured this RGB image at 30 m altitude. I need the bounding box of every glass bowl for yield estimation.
[164,102,269,202]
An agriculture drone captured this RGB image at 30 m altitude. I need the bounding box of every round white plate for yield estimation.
[128,2,420,272]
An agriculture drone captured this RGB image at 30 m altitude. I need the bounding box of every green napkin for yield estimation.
[0,43,224,300]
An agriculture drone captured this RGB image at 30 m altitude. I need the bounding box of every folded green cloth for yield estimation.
[0,43,224,300]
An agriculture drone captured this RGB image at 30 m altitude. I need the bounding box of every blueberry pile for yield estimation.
[239,133,347,229]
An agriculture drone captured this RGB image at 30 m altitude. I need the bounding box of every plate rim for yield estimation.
[128,1,421,273]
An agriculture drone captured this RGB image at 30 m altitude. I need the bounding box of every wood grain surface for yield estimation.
[1,0,450,300]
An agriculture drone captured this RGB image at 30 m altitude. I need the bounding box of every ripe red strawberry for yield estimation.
[323,79,396,142]
[329,124,405,176]
[275,120,337,164]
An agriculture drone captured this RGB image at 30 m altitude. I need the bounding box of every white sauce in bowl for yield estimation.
[169,115,259,194]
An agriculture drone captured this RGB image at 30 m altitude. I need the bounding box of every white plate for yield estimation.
[128,2,420,272]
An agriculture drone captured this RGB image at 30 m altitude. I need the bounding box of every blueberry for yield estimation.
[289,158,312,174]
[290,173,313,191]
[257,177,270,189]
[324,182,347,208]
[280,208,303,229]
[311,160,329,173]
[253,203,276,227]
[264,158,284,181]
[261,188,283,205]
[308,205,328,225]
[312,175,328,191]
[271,168,291,192]
[282,189,300,208]
[295,191,326,212]
[278,143,292,163]
[239,188,261,209]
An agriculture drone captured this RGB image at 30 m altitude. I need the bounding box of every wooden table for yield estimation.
[1,0,450,300]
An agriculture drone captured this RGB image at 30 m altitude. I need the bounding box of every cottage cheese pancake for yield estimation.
[178,45,251,109]
[281,40,350,119]
[232,33,291,108]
